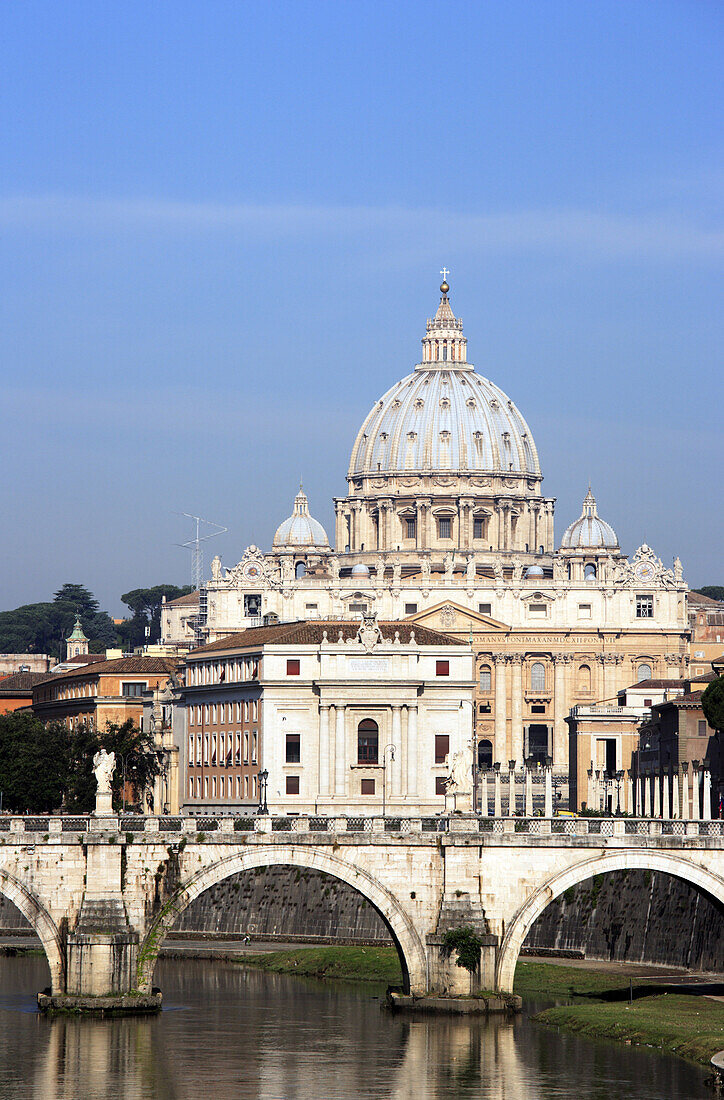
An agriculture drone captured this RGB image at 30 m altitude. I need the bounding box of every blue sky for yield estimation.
[1,1,721,615]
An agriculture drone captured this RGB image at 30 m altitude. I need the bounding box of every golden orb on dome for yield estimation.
[440,280,449,295]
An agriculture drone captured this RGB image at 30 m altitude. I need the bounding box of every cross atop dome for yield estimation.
[421,274,467,366]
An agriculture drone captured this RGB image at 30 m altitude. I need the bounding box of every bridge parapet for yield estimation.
[2,814,724,841]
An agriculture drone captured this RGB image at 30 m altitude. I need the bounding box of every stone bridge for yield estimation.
[2,813,724,1009]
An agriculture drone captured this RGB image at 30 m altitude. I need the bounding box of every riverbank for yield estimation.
[515,960,724,1068]
[231,945,403,983]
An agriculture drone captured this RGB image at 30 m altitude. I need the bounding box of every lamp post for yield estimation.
[382,744,396,818]
[257,768,269,815]
[508,759,516,816]
[615,769,625,815]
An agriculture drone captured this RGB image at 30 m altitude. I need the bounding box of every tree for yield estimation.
[0,585,119,658]
[119,585,194,646]
[64,719,161,813]
[53,584,99,616]
[693,587,724,603]
[702,678,724,734]
[0,713,70,812]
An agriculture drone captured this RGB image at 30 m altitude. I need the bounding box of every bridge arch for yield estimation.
[136,844,428,995]
[496,850,724,993]
[0,868,65,993]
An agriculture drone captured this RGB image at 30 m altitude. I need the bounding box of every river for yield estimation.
[0,956,710,1099]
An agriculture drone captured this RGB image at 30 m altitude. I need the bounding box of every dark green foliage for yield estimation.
[0,713,161,813]
[64,719,161,813]
[702,677,724,733]
[0,583,117,658]
[441,926,483,973]
[0,713,70,812]
[693,586,724,602]
[118,585,194,647]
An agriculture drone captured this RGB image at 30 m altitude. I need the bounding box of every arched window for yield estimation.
[531,662,546,692]
[584,563,597,579]
[295,561,306,579]
[637,663,652,683]
[577,664,592,692]
[479,665,492,692]
[478,739,493,769]
[357,719,379,765]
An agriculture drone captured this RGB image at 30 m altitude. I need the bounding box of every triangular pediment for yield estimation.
[408,601,509,635]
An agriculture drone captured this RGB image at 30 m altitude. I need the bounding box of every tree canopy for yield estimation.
[119,585,194,648]
[693,586,724,603]
[0,712,161,813]
[702,678,724,734]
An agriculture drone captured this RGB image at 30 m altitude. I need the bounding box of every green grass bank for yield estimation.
[232,945,403,983]
[515,960,724,1068]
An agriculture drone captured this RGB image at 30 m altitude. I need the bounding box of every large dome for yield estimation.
[560,488,619,550]
[348,286,541,479]
[273,486,329,550]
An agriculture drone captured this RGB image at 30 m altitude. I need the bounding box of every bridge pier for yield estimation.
[38,821,161,1015]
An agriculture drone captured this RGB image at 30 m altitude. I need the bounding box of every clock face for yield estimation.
[634,561,655,582]
[242,561,262,581]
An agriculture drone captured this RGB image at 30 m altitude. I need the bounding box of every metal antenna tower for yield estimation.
[175,513,228,589]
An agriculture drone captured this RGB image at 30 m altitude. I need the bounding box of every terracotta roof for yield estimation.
[689,592,724,608]
[623,678,684,691]
[0,672,50,695]
[673,691,705,705]
[190,620,468,656]
[38,656,180,683]
[64,653,106,665]
[166,591,200,608]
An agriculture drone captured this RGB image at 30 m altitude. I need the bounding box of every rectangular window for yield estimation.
[435,776,448,796]
[188,734,194,761]
[349,602,367,612]
[531,704,546,714]
[219,702,225,723]
[189,778,194,798]
[436,660,449,677]
[360,779,375,795]
[244,732,249,763]
[212,704,217,724]
[244,701,250,721]
[438,517,451,539]
[479,666,491,691]
[699,720,707,736]
[305,603,318,612]
[220,776,225,798]
[286,733,301,763]
[578,604,592,619]
[473,518,484,539]
[244,775,249,798]
[636,594,654,618]
[406,517,416,539]
[253,700,258,720]
[286,659,300,676]
[528,603,548,619]
[286,775,300,795]
[121,682,145,697]
[212,775,217,798]
[252,731,258,763]
[478,603,492,616]
[435,734,450,764]
[405,603,418,615]
[253,775,258,799]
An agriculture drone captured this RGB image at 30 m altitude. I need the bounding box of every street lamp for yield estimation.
[615,769,625,815]
[382,744,396,818]
[257,769,269,815]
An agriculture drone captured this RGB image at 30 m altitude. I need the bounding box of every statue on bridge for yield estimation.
[445,742,474,812]
[92,748,116,815]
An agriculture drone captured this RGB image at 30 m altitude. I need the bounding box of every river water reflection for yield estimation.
[0,956,711,1099]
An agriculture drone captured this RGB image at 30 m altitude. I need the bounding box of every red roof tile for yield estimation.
[190,620,467,656]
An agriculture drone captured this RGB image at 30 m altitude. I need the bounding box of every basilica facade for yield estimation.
[163,280,689,773]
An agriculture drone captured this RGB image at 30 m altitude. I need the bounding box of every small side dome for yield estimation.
[351,563,370,578]
[560,487,619,550]
[525,565,545,578]
[272,485,329,550]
